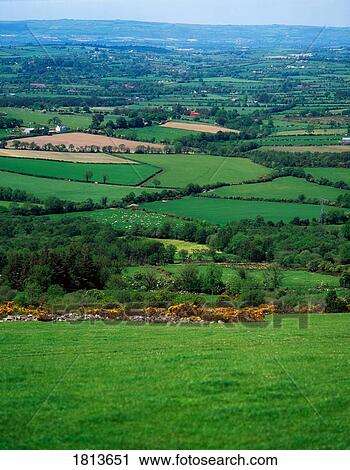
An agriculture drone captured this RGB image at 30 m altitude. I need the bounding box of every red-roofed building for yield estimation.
[190,111,200,117]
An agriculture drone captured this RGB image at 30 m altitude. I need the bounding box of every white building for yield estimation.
[342,138,350,145]
[23,127,35,135]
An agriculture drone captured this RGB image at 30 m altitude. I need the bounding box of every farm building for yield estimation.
[342,138,350,144]
[23,128,35,135]
[190,111,200,117]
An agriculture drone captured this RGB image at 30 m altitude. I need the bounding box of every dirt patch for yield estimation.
[0,149,137,164]
[8,132,165,153]
[161,121,240,134]
[275,129,346,136]
[261,145,350,153]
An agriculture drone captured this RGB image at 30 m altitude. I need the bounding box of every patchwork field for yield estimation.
[161,121,240,134]
[274,129,347,136]
[0,149,135,164]
[142,196,335,224]
[9,132,165,152]
[211,177,349,201]
[261,145,350,153]
[132,154,268,187]
[115,126,199,143]
[0,156,158,186]
[0,106,92,129]
[0,171,158,202]
[1,317,349,449]
[306,168,350,185]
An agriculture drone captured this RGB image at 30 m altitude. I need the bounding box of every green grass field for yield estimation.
[0,107,91,129]
[132,155,268,187]
[0,171,158,202]
[211,177,348,201]
[142,197,332,224]
[116,125,198,143]
[306,168,350,185]
[0,317,349,449]
[0,156,158,186]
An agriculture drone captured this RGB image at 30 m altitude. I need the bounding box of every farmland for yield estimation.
[1,20,350,453]
[0,171,159,202]
[160,121,240,134]
[211,177,349,201]
[0,156,159,186]
[1,317,349,449]
[0,149,135,164]
[142,197,332,224]
[132,154,268,187]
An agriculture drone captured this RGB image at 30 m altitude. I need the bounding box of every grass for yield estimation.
[115,125,198,143]
[0,317,349,449]
[49,208,186,231]
[0,107,91,129]
[132,155,268,188]
[0,171,159,203]
[142,197,334,224]
[146,238,209,254]
[211,177,348,201]
[306,168,350,185]
[0,156,158,186]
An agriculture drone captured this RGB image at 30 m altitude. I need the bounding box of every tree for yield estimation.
[201,264,224,294]
[175,265,201,292]
[325,290,347,313]
[240,278,265,306]
[340,272,350,288]
[48,116,62,127]
[102,175,108,184]
[263,264,283,290]
[225,275,242,296]
[85,170,93,182]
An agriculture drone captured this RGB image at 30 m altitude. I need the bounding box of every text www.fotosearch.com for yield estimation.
[138,453,278,467]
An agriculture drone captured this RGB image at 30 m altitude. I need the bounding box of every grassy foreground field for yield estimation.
[0,156,158,186]
[0,317,349,449]
[0,171,158,202]
[142,197,332,224]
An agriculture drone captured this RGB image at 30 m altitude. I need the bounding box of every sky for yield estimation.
[1,0,350,26]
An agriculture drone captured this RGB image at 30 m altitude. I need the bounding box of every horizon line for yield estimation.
[0,18,349,28]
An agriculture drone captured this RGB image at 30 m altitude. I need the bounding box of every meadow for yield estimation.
[0,317,349,449]
[0,107,92,129]
[211,177,349,201]
[306,168,350,185]
[115,125,198,143]
[142,197,330,224]
[49,208,186,231]
[132,154,268,187]
[0,171,158,202]
[0,156,159,186]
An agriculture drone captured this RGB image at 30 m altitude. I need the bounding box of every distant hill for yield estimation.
[1,19,350,49]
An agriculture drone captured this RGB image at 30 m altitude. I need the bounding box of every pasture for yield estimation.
[306,168,350,185]
[49,208,186,231]
[115,125,198,143]
[142,197,332,224]
[211,177,348,201]
[0,316,349,449]
[0,156,158,186]
[132,154,268,187]
[0,107,91,129]
[0,171,158,202]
